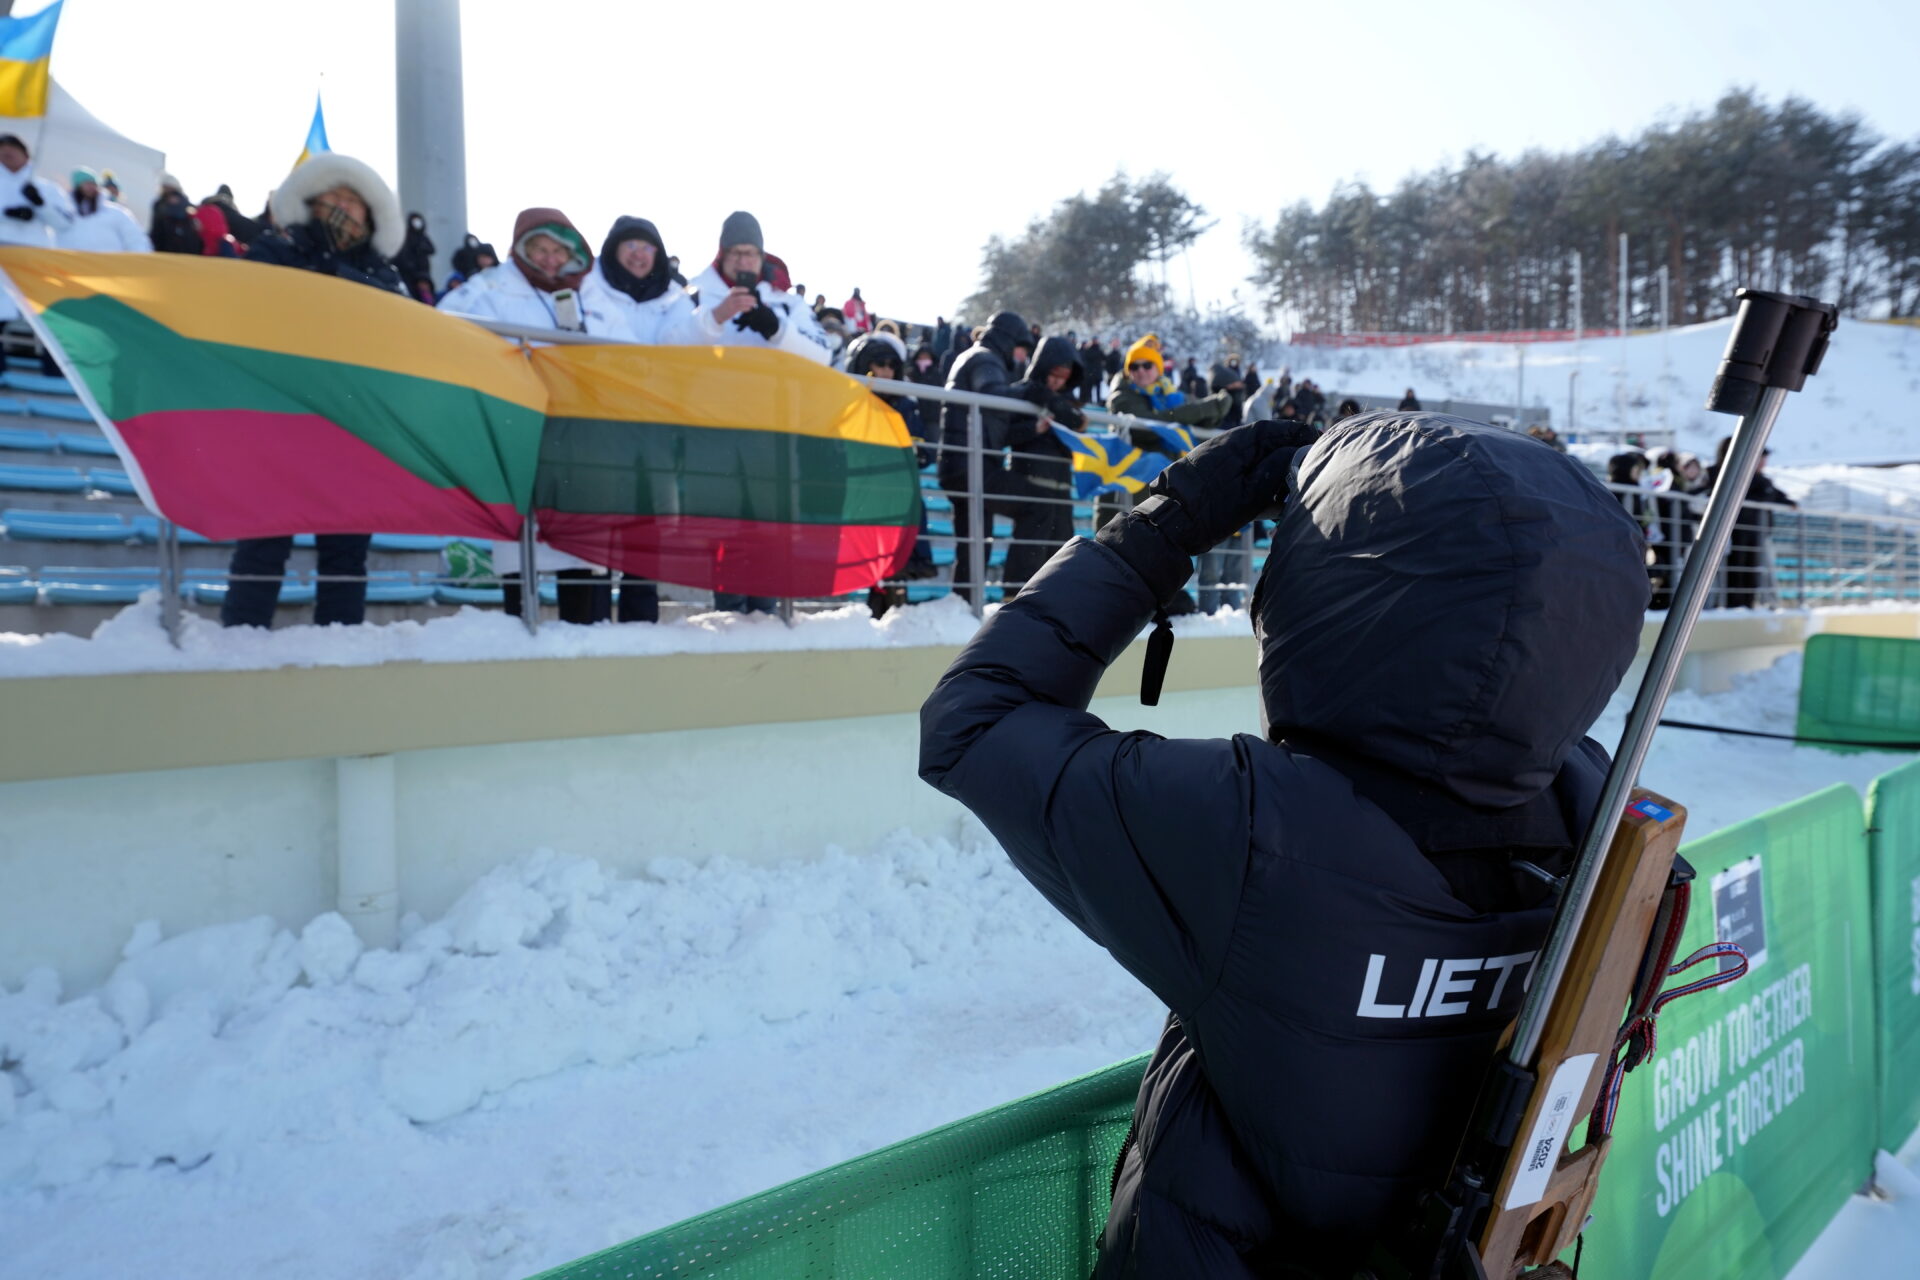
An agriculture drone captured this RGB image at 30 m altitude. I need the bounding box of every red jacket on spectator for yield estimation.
[844,290,869,332]
[192,202,237,256]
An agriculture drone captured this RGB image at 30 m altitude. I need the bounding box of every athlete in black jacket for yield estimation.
[921,412,1648,1277]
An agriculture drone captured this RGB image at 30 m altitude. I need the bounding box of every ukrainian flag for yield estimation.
[0,1,61,119]
[1056,423,1192,500]
[294,94,330,168]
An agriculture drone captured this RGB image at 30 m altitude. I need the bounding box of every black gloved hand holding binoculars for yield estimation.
[1096,418,1321,605]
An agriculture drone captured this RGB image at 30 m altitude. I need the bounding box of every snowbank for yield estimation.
[0,592,1253,680]
[1269,316,1920,467]
[1,652,1914,1279]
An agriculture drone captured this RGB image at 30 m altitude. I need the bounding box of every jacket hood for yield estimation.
[1255,413,1648,806]
[980,311,1031,362]
[510,207,592,292]
[270,152,404,259]
[1025,335,1082,390]
[599,215,670,303]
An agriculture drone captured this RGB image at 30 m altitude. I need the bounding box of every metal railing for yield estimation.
[1602,481,1920,610]
[23,311,1917,638]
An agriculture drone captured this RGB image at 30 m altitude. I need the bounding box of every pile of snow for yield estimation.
[3,652,1917,1278]
[1268,317,1920,467]
[0,592,1252,680]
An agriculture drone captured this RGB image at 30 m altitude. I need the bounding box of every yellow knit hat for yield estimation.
[1124,340,1162,373]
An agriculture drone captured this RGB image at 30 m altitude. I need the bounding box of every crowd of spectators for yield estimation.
[7,140,1779,628]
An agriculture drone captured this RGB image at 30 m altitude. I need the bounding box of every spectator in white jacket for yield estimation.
[0,133,74,330]
[56,168,150,253]
[582,215,697,346]
[686,210,833,366]
[438,206,626,622]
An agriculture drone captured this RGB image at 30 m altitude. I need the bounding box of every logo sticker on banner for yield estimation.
[1714,855,1769,974]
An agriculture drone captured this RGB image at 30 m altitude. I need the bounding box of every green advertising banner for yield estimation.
[1579,784,1877,1280]
[1797,633,1920,749]
[1867,760,1920,1153]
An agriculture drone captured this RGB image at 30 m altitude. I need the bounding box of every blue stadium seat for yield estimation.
[0,395,31,416]
[369,533,453,552]
[23,399,92,423]
[87,468,136,495]
[927,518,953,537]
[37,566,158,605]
[2,371,76,395]
[903,581,1003,604]
[0,565,34,604]
[0,462,87,493]
[0,425,55,452]
[921,493,953,514]
[55,433,117,457]
[928,545,1008,568]
[364,571,434,604]
[1,508,137,541]
[188,579,318,606]
[435,584,505,606]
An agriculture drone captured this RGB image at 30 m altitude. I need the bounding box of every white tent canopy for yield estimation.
[0,78,165,230]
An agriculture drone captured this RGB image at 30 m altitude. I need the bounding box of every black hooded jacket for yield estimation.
[939,311,1031,490]
[920,415,1649,1275]
[599,216,673,303]
[1005,335,1086,470]
[248,220,403,293]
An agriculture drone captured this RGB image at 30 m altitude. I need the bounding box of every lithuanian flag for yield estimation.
[0,249,920,598]
[0,1,60,118]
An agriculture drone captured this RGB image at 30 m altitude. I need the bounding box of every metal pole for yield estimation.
[1617,232,1629,336]
[518,511,540,635]
[1515,347,1526,428]
[965,403,987,619]
[1571,251,1582,348]
[395,0,469,286]
[1511,385,1792,1067]
[158,518,183,647]
[1659,265,1672,435]
[1567,370,1580,436]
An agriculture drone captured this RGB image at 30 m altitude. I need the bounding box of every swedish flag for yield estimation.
[1056,423,1193,500]
[0,1,61,119]
[294,94,330,169]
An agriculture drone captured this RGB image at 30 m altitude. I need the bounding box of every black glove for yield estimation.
[1128,425,1180,458]
[20,182,42,207]
[733,301,780,341]
[2,205,32,221]
[1096,418,1320,602]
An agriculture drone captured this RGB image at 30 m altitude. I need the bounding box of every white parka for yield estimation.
[439,258,629,576]
[685,264,834,365]
[56,197,151,253]
[580,262,699,346]
[0,163,74,321]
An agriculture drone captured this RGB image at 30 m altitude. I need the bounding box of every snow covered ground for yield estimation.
[1271,317,1920,467]
[1,652,1915,1279]
[0,592,1232,679]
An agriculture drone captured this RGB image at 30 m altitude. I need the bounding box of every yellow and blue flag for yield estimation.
[1056,423,1193,499]
[0,1,62,119]
[294,94,330,168]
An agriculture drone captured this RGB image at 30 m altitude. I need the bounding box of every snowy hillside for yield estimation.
[2,653,1916,1279]
[1271,319,1920,466]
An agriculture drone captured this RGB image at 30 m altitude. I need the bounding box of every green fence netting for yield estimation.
[1868,760,1920,1152]
[1797,633,1920,748]
[525,1054,1147,1280]
[1579,784,1877,1280]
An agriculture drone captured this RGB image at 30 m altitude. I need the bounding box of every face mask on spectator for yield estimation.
[311,186,370,252]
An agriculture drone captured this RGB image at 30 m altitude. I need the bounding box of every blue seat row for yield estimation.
[21,398,91,423]
[0,428,120,458]
[1,371,76,396]
[0,463,133,494]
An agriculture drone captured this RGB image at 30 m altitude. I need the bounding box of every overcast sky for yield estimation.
[27,0,1920,325]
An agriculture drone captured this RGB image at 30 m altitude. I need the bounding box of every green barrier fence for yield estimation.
[526,1054,1146,1280]
[532,781,1915,1280]
[1579,784,1877,1280]
[1868,760,1920,1152]
[1797,633,1920,748]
